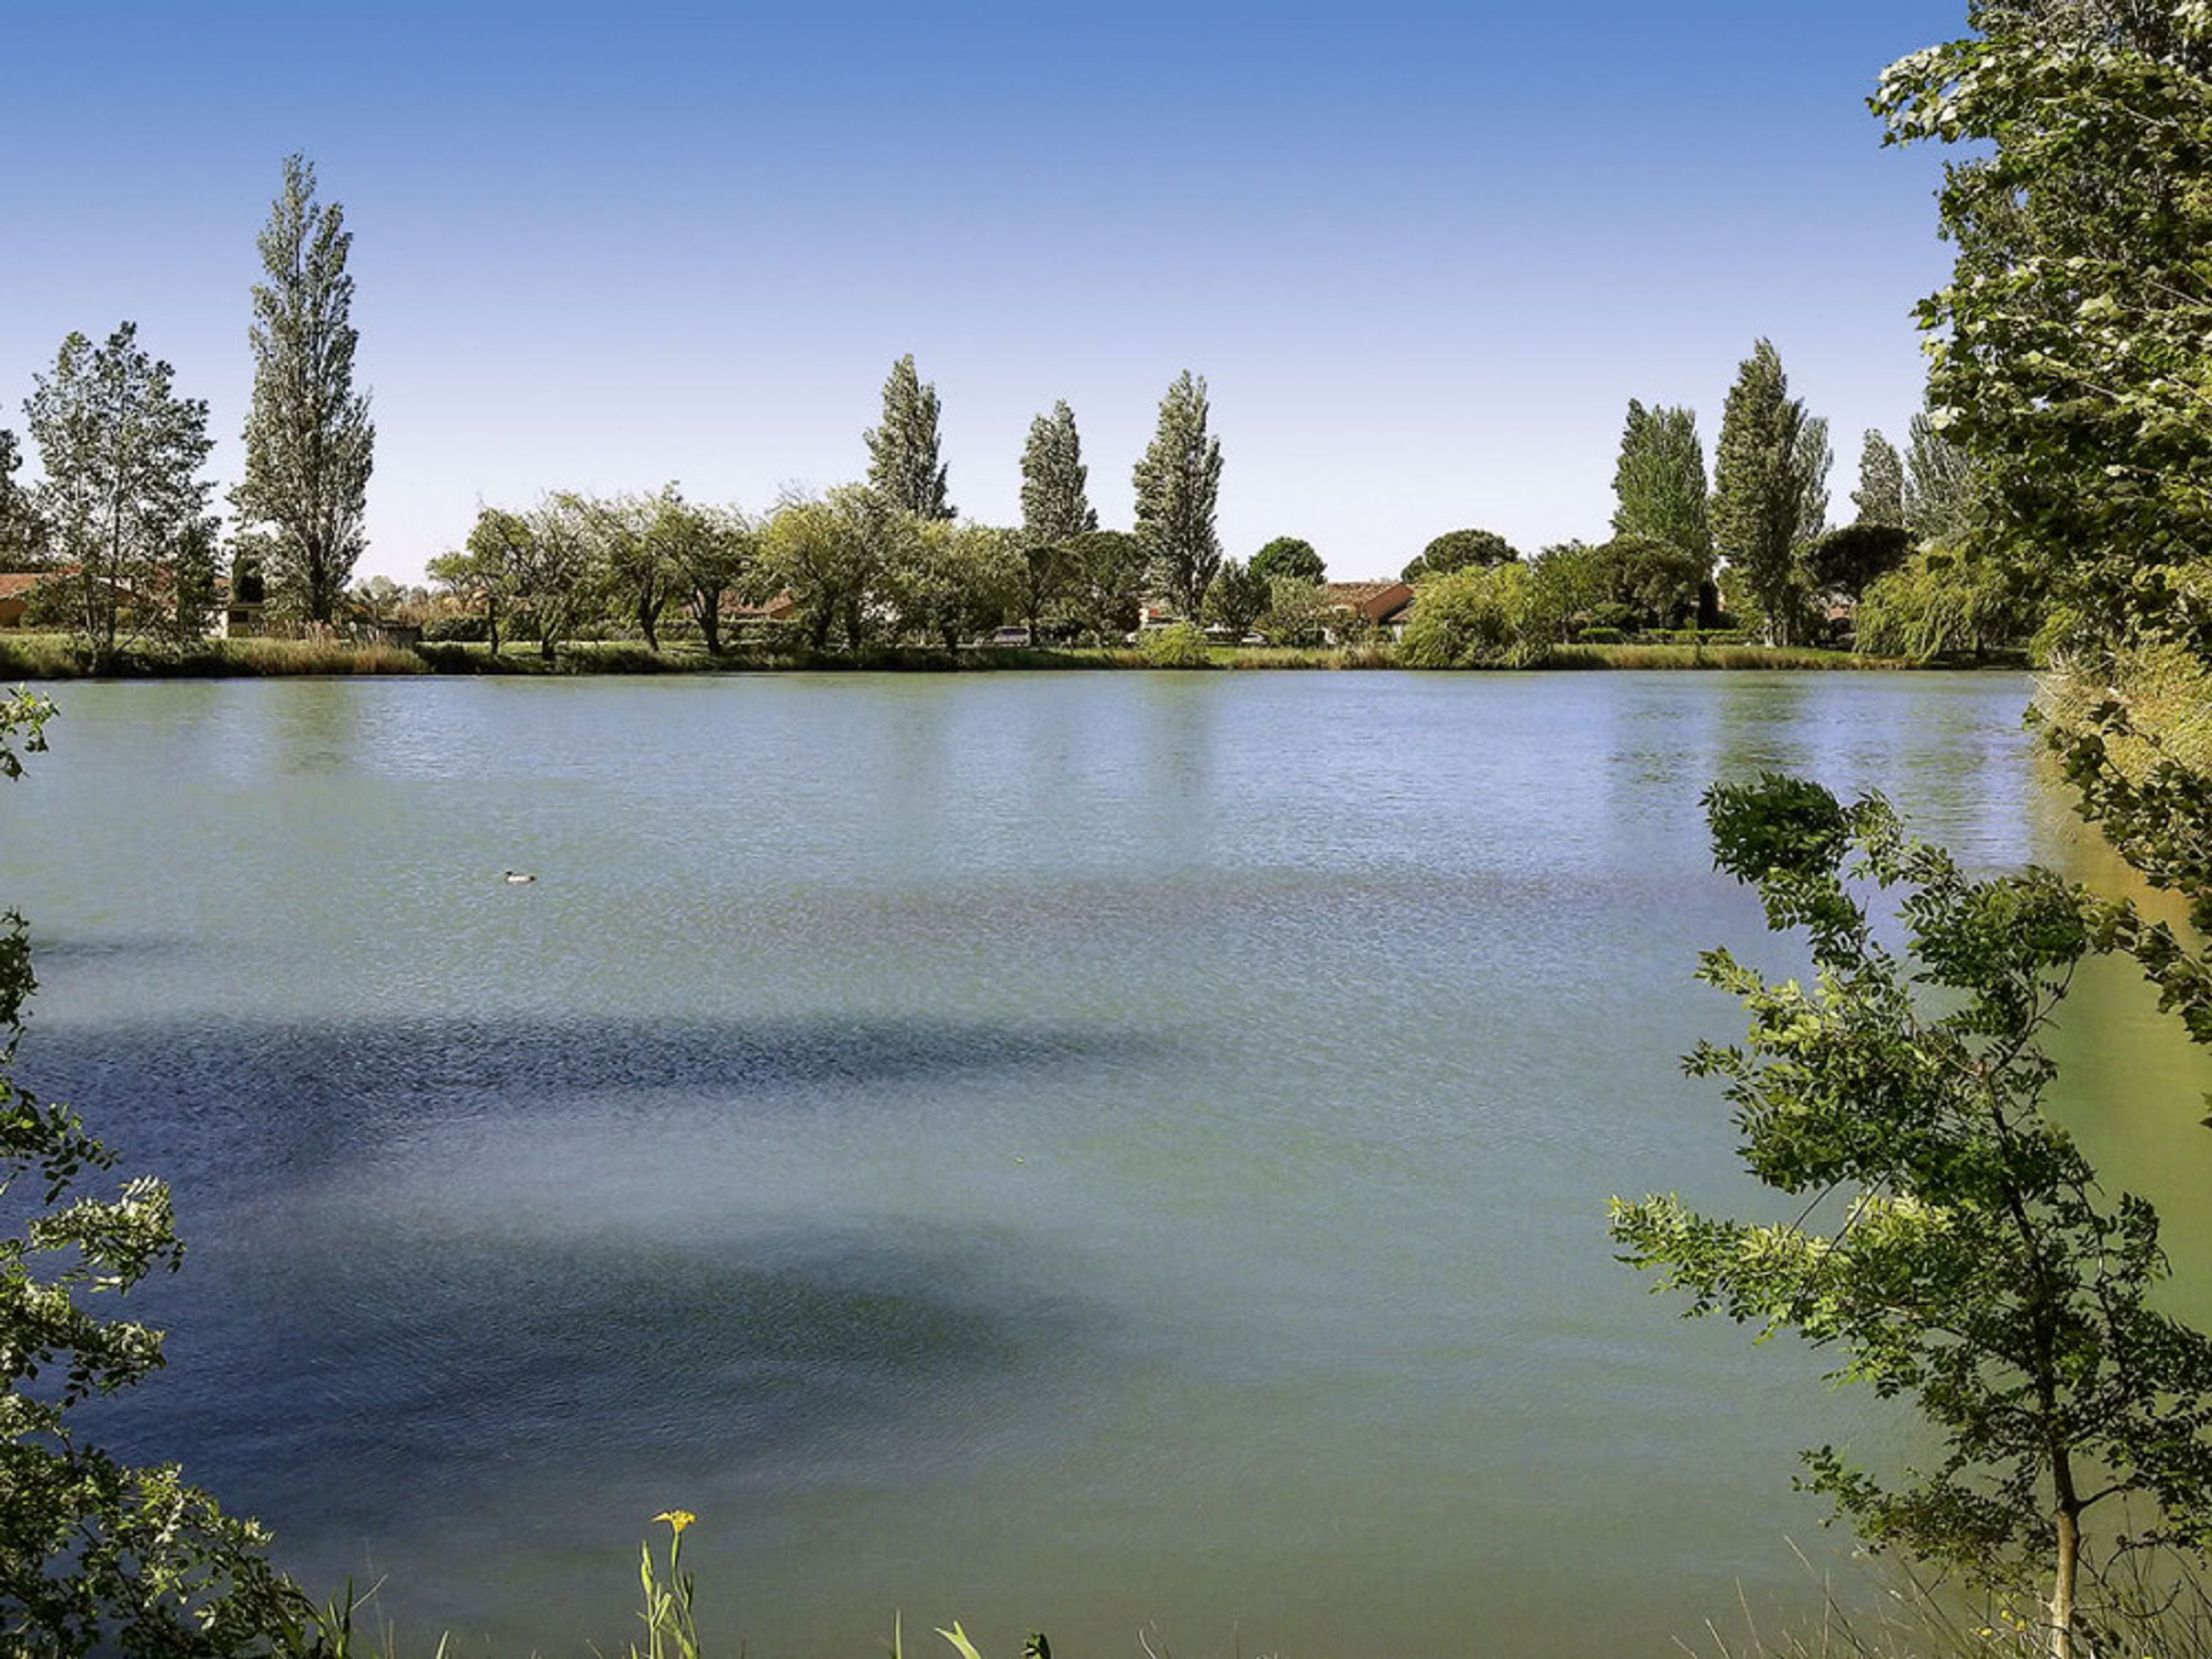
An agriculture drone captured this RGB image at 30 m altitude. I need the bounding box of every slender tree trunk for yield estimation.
[2051,1506,2078,1659]
[2050,1446,2081,1659]
[638,592,661,652]
[695,587,724,654]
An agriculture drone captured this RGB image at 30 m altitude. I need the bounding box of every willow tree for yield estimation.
[233,154,374,626]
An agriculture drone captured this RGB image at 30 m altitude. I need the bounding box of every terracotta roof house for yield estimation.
[1320,580,1415,639]
[0,571,48,628]
[722,589,803,623]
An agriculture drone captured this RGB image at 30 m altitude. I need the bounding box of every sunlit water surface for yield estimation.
[9,671,2198,1658]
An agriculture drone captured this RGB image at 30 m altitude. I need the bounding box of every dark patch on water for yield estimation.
[80,1218,1082,1551]
[13,1012,1171,1193]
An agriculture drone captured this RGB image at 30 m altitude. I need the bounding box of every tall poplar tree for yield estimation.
[1711,340,1823,645]
[1904,410,1975,545]
[233,154,373,625]
[1020,400,1097,543]
[865,354,953,520]
[1609,400,1713,567]
[1132,370,1224,618]
[1853,430,1907,527]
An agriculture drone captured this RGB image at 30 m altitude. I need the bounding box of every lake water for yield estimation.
[7,670,2207,1658]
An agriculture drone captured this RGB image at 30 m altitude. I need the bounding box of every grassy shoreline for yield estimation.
[0,631,1987,680]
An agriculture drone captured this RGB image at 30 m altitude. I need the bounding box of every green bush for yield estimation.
[1138,622,1214,668]
[1577,626,1626,644]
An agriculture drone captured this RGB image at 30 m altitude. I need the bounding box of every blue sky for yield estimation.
[1,1,1964,582]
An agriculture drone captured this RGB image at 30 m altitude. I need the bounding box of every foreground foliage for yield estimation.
[0,688,316,1653]
[1613,774,2212,1659]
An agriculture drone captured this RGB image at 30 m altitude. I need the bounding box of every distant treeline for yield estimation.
[0,153,2029,669]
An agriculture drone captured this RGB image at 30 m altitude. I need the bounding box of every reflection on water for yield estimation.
[8,672,2054,1657]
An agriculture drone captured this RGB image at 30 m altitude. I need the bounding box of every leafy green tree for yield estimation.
[0,690,313,1654]
[1012,544,1061,646]
[1200,556,1270,638]
[1402,528,1518,582]
[1852,430,1906,528]
[1609,401,1713,565]
[1712,339,1824,645]
[762,485,903,652]
[1613,775,2212,1659]
[1249,536,1324,585]
[24,324,215,662]
[1019,400,1096,544]
[1873,0,2212,1070]
[429,510,525,653]
[1526,535,1704,637]
[866,355,953,520]
[1262,576,1328,647]
[1059,529,1149,645]
[1132,370,1223,618]
[574,492,673,649]
[1875,2,2211,616]
[647,492,755,655]
[517,495,602,658]
[1809,523,1914,605]
[164,516,222,646]
[232,154,373,626]
[887,520,1020,651]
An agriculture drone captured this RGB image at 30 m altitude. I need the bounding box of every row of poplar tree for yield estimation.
[415,360,1272,657]
[0,156,371,659]
[1605,338,1980,646]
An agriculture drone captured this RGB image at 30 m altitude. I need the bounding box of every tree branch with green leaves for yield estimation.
[1612,773,2212,1659]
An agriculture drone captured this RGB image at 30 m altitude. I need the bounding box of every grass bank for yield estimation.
[0,631,1994,680]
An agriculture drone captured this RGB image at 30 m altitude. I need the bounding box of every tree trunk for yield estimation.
[2050,1494,2080,1659]
[638,593,661,652]
[695,587,723,655]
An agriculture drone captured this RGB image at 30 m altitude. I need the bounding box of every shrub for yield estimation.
[1577,626,1626,645]
[1138,621,1214,668]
